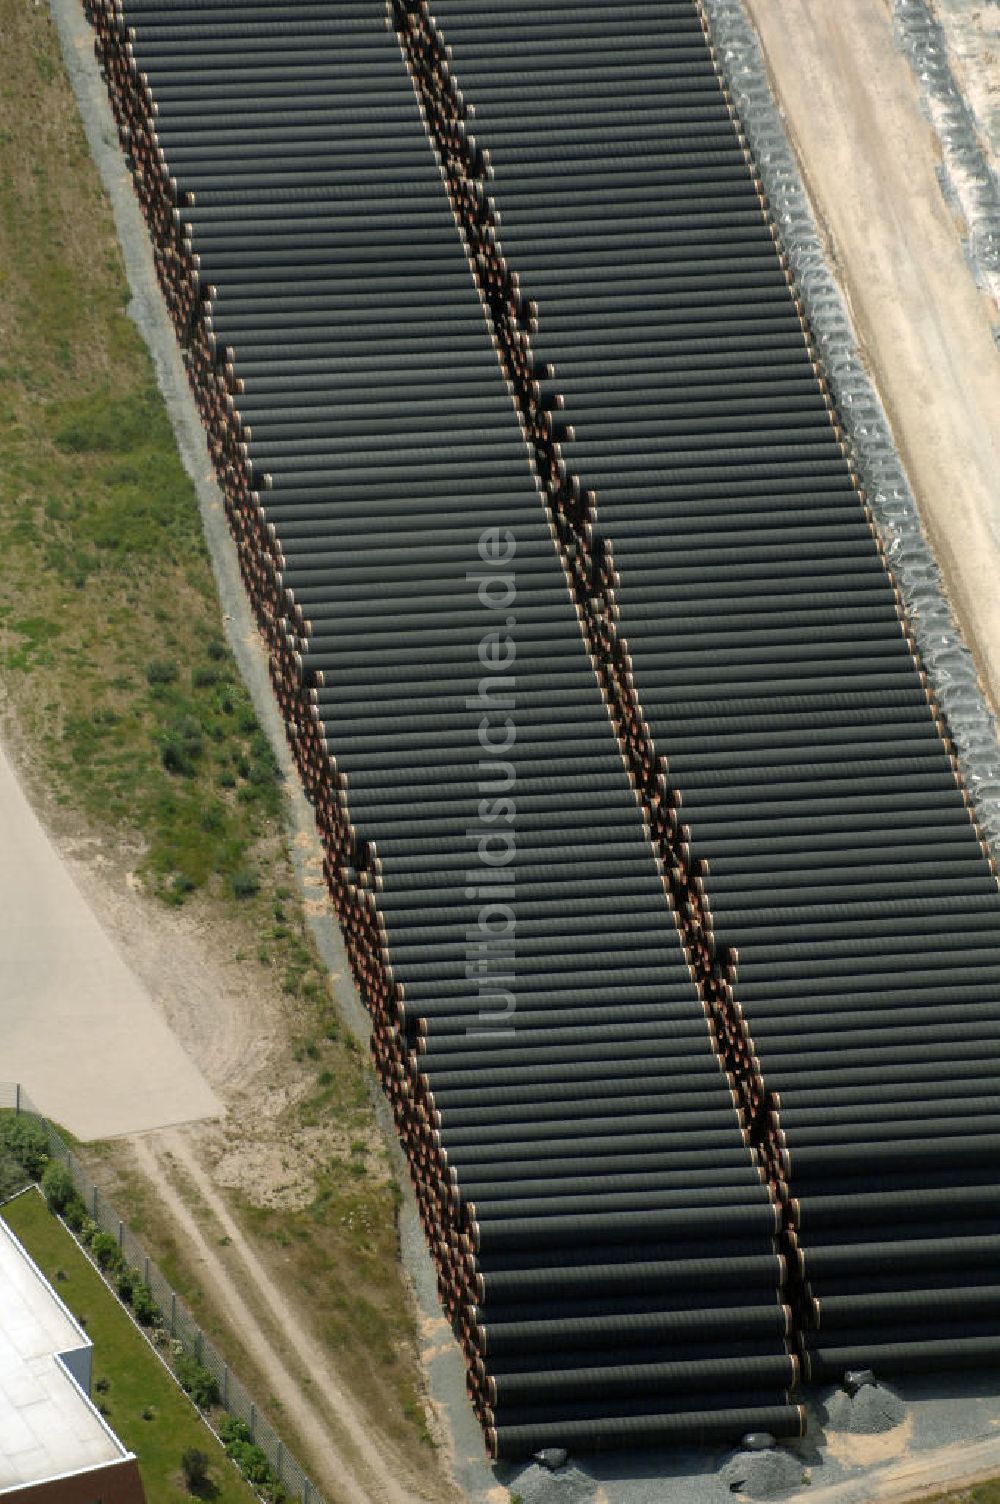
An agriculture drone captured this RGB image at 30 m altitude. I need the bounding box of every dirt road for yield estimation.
[742,0,1000,719]
[133,1130,439,1504]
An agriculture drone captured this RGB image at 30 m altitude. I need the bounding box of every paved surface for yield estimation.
[0,742,220,1140]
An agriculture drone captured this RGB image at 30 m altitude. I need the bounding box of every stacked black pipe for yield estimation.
[85,0,803,1460]
[392,0,776,1174]
[400,0,1000,1384]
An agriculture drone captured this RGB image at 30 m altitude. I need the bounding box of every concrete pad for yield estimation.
[0,743,221,1140]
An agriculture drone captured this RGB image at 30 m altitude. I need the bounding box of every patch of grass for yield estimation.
[1,1192,257,1504]
[0,1,285,909]
[236,1156,429,1455]
[0,0,335,1019]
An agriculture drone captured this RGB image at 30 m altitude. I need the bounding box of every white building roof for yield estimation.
[0,1207,129,1492]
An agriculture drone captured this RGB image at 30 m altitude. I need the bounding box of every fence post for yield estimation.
[92,1187,99,1219]
[195,1330,203,1363]
[276,1442,284,1484]
[144,1256,149,1284]
[118,1220,124,1252]
[249,1403,256,1440]
[304,1479,311,1504]
[170,1292,177,1336]
[14,1083,20,1115]
[222,1365,229,1408]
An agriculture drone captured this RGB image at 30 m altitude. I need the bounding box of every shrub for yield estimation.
[230,868,260,900]
[0,1156,29,1202]
[181,1449,210,1493]
[1,1117,49,1178]
[169,873,196,902]
[90,1231,123,1274]
[218,1419,286,1503]
[219,1417,251,1447]
[62,1195,87,1232]
[227,1440,267,1487]
[199,803,224,833]
[41,1160,76,1213]
[146,658,178,687]
[115,1266,135,1302]
[160,717,204,777]
[132,1283,159,1326]
[175,1355,220,1410]
[248,732,280,790]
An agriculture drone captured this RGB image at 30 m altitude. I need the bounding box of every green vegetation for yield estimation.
[219,1419,288,1503]
[0,0,289,918]
[40,1157,75,1212]
[2,1191,257,1504]
[176,1354,220,1412]
[0,1114,49,1200]
[180,1449,210,1495]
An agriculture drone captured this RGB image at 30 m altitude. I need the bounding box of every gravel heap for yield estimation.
[825,1381,907,1435]
[720,1444,806,1498]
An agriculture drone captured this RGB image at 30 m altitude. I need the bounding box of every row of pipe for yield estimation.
[390,0,1000,1383]
[391,0,789,1201]
[84,0,804,1457]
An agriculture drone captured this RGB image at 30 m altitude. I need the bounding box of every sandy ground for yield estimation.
[0,737,221,1139]
[789,1428,1000,1502]
[742,0,1000,721]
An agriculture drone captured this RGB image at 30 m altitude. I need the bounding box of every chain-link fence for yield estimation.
[1,1083,325,1504]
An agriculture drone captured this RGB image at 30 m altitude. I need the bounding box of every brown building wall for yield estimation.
[2,1456,146,1504]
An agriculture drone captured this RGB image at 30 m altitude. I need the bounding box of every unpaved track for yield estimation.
[742,0,1000,718]
[798,1432,1000,1502]
[133,1130,435,1504]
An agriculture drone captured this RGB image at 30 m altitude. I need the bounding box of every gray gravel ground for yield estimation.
[48,0,1000,1501]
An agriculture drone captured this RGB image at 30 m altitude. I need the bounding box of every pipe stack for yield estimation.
[84,0,801,1458]
[408,0,1000,1383]
[390,0,771,1169]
